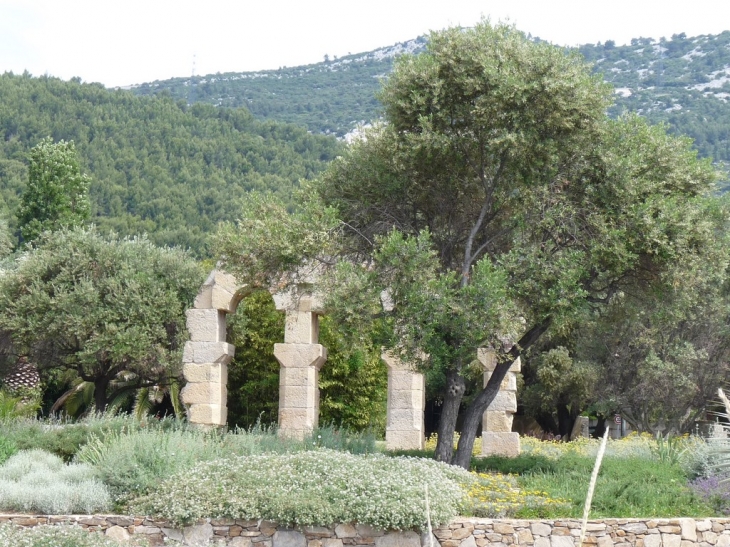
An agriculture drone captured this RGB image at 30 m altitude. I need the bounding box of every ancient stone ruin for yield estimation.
[182,269,521,454]
[478,348,521,457]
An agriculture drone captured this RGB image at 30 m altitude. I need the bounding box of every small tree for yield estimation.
[0,227,204,412]
[17,138,91,244]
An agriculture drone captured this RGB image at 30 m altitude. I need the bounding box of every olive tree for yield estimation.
[216,21,721,468]
[0,227,204,412]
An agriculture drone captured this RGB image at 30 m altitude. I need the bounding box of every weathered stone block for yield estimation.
[663,534,683,547]
[279,384,314,409]
[551,537,575,547]
[484,410,514,432]
[284,310,320,344]
[488,391,517,413]
[181,381,227,405]
[274,344,327,369]
[186,308,227,342]
[374,531,420,547]
[388,388,424,410]
[387,408,423,430]
[194,270,242,312]
[183,363,228,384]
[182,341,235,365]
[280,366,316,387]
[531,523,552,537]
[597,537,616,547]
[187,403,227,426]
[106,526,130,542]
[482,432,521,457]
[273,530,307,547]
[183,522,214,546]
[385,429,424,451]
[390,370,425,391]
[681,520,698,542]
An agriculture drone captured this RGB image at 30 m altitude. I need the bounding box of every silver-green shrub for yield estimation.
[132,449,473,530]
[0,449,111,514]
[0,523,155,546]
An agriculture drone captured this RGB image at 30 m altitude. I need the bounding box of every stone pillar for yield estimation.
[478,348,521,457]
[382,351,425,450]
[273,292,327,439]
[181,270,242,427]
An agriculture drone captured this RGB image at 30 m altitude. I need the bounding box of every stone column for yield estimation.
[478,348,521,457]
[382,351,425,450]
[273,292,327,439]
[181,270,242,427]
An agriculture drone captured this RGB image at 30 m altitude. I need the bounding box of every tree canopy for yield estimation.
[215,20,723,468]
[0,228,205,412]
[17,137,91,244]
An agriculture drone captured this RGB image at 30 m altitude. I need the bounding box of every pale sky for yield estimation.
[1,0,729,88]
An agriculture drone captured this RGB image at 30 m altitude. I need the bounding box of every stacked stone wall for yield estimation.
[2,516,727,547]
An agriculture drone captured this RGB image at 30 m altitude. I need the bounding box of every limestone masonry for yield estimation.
[182,270,523,454]
[2,516,726,547]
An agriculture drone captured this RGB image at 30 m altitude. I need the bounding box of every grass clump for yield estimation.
[0,523,157,546]
[0,449,111,514]
[132,449,472,530]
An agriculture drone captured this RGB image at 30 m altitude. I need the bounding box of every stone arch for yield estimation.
[181,269,327,437]
[180,270,427,447]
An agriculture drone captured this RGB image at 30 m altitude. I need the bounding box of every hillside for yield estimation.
[134,31,730,165]
[0,73,341,253]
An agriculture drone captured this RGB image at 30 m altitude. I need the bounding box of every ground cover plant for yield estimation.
[474,434,713,518]
[131,449,472,529]
[0,449,111,514]
[0,523,157,547]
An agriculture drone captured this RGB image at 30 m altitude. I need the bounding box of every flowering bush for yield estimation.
[689,475,730,515]
[0,449,111,514]
[463,472,569,518]
[0,524,154,547]
[132,449,473,530]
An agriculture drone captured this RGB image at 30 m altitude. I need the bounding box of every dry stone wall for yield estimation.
[2,516,727,547]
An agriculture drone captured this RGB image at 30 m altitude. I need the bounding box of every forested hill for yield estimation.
[0,73,341,253]
[134,31,730,164]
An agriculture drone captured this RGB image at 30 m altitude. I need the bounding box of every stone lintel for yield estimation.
[182,341,235,365]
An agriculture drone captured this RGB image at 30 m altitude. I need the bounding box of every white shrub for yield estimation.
[134,449,474,530]
[0,450,111,514]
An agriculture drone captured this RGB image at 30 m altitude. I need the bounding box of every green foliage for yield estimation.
[226,290,284,428]
[479,452,709,518]
[76,424,378,508]
[17,138,90,244]
[0,227,205,411]
[0,388,39,420]
[0,216,12,257]
[0,524,152,547]
[0,435,17,465]
[0,449,111,514]
[226,289,387,432]
[318,316,387,432]
[131,449,472,529]
[652,433,688,466]
[0,73,341,253]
